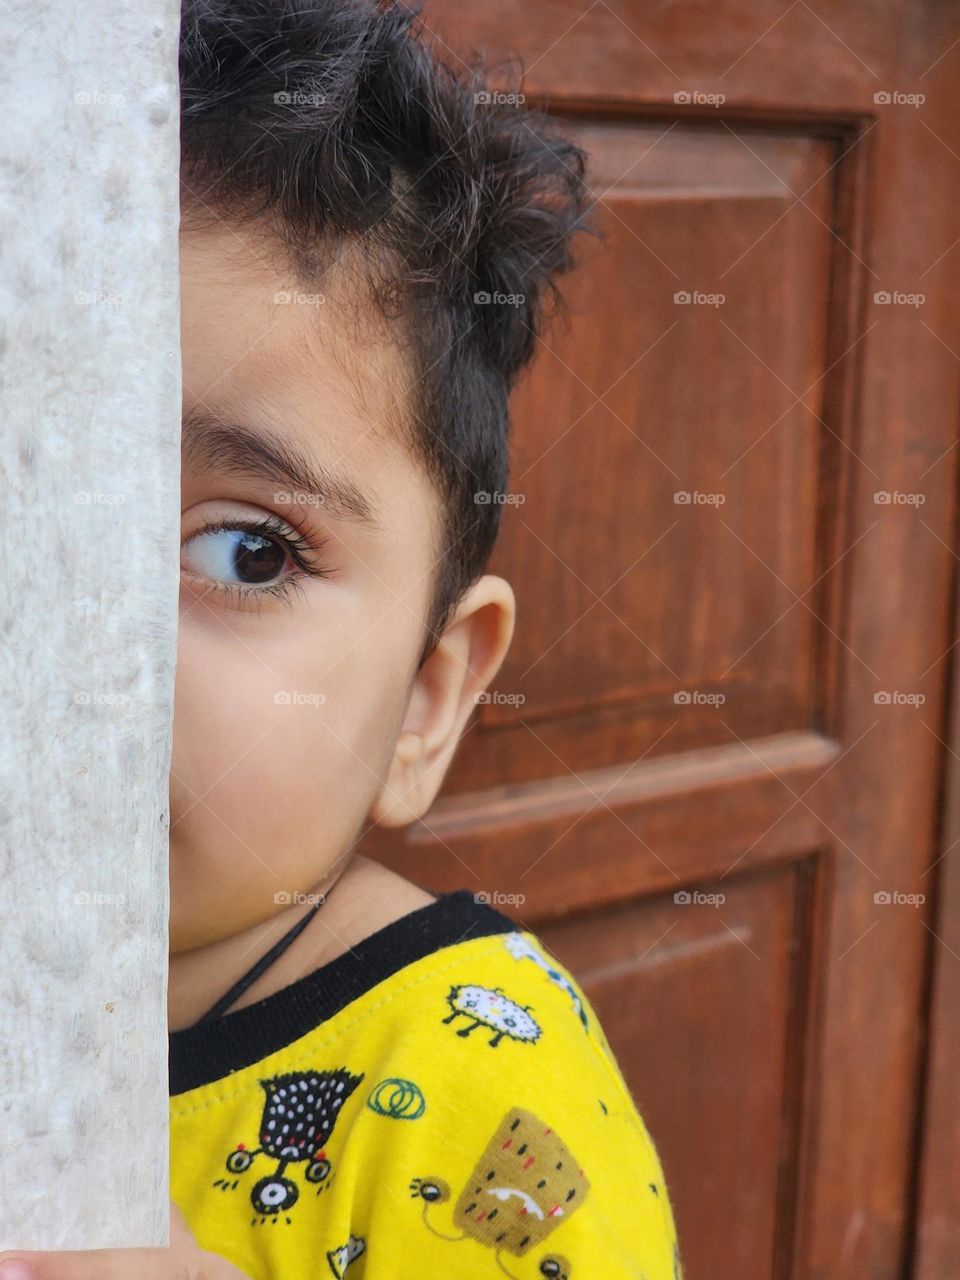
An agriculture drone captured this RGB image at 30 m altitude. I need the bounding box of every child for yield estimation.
[0,2,682,1278]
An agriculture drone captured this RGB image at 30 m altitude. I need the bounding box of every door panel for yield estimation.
[443,124,834,785]
[537,862,815,1280]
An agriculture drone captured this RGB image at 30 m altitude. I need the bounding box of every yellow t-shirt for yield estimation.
[170,891,682,1280]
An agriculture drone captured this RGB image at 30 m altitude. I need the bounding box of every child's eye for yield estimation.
[184,525,290,586]
[181,514,331,610]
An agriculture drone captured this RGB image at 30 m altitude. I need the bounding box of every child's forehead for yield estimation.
[179,223,417,488]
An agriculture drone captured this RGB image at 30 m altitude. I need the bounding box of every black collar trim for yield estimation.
[169,889,516,1096]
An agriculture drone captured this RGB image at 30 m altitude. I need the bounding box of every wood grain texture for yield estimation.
[0,0,181,1248]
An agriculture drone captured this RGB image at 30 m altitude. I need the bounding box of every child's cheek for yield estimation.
[168,598,414,945]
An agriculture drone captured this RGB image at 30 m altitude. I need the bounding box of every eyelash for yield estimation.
[183,513,332,613]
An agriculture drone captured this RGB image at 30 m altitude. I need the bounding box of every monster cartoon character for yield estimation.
[443,984,541,1048]
[411,1106,588,1278]
[214,1067,364,1221]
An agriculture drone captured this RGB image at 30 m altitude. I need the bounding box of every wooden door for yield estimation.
[914,542,960,1277]
[366,5,960,1278]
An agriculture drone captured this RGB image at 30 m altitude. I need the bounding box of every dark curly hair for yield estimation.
[179,0,593,658]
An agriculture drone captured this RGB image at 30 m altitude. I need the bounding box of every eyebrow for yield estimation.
[181,406,380,530]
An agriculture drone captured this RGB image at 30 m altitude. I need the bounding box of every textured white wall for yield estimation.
[0,0,181,1248]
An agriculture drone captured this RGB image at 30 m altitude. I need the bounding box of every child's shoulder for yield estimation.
[171,884,650,1139]
[368,910,602,1063]
[323,905,683,1277]
[327,890,607,1071]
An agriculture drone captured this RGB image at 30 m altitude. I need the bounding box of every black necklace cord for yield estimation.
[195,884,333,1025]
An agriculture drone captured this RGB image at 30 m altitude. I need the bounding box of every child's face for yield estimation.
[171,225,448,952]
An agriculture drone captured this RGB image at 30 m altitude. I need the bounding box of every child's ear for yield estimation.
[369,574,515,828]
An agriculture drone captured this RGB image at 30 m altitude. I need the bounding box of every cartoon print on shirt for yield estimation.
[367,1076,427,1119]
[326,1233,366,1278]
[213,1068,364,1223]
[504,933,589,1032]
[443,984,542,1048]
[411,1106,589,1278]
